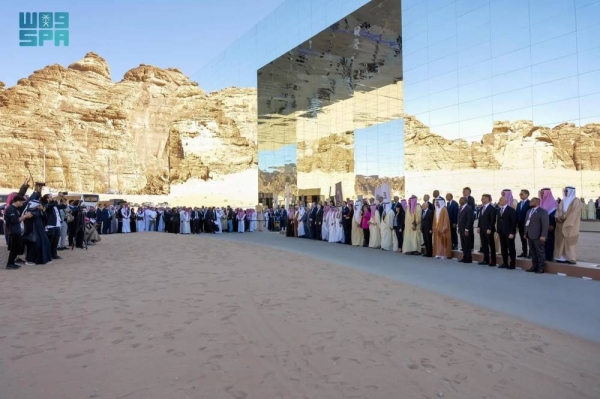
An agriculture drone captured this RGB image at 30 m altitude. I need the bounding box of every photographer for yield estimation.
[22,199,52,265]
[5,195,33,269]
[68,200,85,249]
[58,197,70,250]
[42,192,67,260]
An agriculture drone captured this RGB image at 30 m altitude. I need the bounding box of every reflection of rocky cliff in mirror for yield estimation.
[258,0,404,202]
[404,115,600,198]
[355,176,405,198]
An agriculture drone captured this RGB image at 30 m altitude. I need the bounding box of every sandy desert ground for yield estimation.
[1,233,599,399]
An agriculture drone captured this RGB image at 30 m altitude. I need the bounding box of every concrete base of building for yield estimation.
[450,250,600,281]
[581,220,600,232]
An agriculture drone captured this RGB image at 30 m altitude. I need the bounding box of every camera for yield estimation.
[35,182,46,187]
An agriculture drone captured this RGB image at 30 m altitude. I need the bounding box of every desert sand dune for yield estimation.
[1,233,599,399]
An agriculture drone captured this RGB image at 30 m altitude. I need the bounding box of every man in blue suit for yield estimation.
[516,189,531,258]
[100,205,111,235]
[446,193,459,250]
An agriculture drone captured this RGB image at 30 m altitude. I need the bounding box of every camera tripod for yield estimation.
[71,206,88,251]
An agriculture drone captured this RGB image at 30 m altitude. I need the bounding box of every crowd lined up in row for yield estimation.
[2,178,592,273]
[282,187,585,275]
[82,205,278,235]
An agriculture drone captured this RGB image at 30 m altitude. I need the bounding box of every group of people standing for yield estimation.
[3,179,93,270]
[90,204,288,235]
[284,186,585,275]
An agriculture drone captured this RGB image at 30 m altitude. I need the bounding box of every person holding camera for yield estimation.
[5,195,33,269]
[42,192,67,260]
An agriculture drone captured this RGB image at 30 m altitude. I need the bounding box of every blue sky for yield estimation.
[402,0,600,140]
[0,0,285,87]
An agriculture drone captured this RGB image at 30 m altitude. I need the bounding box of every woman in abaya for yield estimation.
[23,200,52,265]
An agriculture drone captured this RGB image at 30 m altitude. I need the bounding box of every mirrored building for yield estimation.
[257,1,403,207]
[196,0,600,206]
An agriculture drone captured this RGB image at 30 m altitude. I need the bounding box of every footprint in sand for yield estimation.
[224,385,248,399]
[112,336,134,344]
[441,349,454,358]
[300,345,312,356]
[453,373,468,385]
[404,359,420,370]
[530,345,545,354]
[66,349,96,359]
[420,358,435,369]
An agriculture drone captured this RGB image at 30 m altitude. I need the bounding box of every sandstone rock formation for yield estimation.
[404,115,600,172]
[0,53,257,195]
[297,131,354,173]
[259,164,297,199]
[355,175,405,199]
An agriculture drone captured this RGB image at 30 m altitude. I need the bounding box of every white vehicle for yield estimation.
[62,193,100,208]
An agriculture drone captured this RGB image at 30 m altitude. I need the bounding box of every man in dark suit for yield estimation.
[445,193,459,250]
[205,207,214,233]
[457,197,474,263]
[524,197,549,274]
[477,194,497,266]
[424,194,434,211]
[191,208,200,234]
[43,193,67,259]
[342,202,352,244]
[421,201,434,257]
[394,203,405,252]
[4,195,33,269]
[307,202,317,239]
[516,189,531,258]
[315,203,323,240]
[377,197,385,218]
[100,205,111,234]
[496,196,517,269]
[463,187,476,251]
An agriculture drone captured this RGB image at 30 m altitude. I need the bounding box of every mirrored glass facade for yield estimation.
[196,0,599,205]
[403,0,600,199]
[257,0,403,207]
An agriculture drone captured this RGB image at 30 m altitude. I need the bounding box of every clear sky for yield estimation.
[402,0,600,140]
[0,0,285,87]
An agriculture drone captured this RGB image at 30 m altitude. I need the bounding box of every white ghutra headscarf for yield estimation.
[435,197,446,221]
[562,186,576,211]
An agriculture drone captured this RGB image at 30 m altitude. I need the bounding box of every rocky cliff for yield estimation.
[297,131,354,173]
[404,115,600,171]
[0,53,257,194]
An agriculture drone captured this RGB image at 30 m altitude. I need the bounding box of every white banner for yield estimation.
[380,182,391,204]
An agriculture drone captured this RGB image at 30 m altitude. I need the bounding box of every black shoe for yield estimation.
[518,253,527,258]
[458,259,465,263]
[535,269,545,274]
[52,256,62,260]
[489,263,497,267]
[526,267,536,272]
[15,258,25,263]
[566,261,577,265]
[507,265,515,270]
[477,261,487,265]
[464,259,472,264]
[498,264,508,269]
[6,264,21,269]
[556,260,567,264]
